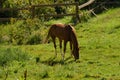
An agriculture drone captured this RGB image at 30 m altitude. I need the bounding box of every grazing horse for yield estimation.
[45,23,79,60]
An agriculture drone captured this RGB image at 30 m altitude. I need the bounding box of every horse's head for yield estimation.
[72,47,79,60]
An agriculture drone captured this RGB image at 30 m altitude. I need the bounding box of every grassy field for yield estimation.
[0,8,120,80]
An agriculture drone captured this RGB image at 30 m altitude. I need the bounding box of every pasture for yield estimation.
[0,8,120,80]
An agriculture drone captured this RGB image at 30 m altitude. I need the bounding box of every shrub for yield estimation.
[27,31,42,45]
[0,47,30,66]
[80,10,91,22]
[0,18,46,45]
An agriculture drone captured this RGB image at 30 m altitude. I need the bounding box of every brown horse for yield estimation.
[45,23,79,60]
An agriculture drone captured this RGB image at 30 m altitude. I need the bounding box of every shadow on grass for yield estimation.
[40,56,79,66]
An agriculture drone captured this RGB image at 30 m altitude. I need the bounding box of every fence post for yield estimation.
[76,2,80,22]
[31,6,35,18]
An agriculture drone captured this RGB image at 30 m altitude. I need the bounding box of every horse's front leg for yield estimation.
[70,41,73,57]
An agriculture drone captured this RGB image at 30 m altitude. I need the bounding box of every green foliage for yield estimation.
[80,10,91,22]
[0,47,30,66]
[1,0,120,20]
[0,18,46,45]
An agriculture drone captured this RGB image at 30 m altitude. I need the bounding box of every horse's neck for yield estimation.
[70,31,78,49]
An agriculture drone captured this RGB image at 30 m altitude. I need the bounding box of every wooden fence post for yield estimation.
[31,6,35,18]
[76,2,80,22]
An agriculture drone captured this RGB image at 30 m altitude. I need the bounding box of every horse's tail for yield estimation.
[43,28,50,44]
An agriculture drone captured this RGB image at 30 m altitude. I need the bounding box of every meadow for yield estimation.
[0,8,120,80]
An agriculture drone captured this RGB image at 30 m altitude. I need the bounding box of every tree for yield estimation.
[0,0,7,8]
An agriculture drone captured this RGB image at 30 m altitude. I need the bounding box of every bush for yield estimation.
[27,31,42,45]
[0,47,30,66]
[0,18,46,45]
[80,10,91,22]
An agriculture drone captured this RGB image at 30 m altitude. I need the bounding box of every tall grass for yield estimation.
[0,47,30,66]
[0,46,31,79]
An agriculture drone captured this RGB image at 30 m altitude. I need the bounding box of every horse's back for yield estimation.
[50,23,73,31]
[49,23,72,40]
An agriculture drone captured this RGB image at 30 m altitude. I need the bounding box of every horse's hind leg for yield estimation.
[52,36,57,58]
[63,41,67,60]
[59,39,63,58]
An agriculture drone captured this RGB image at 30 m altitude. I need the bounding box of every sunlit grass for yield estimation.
[0,8,120,80]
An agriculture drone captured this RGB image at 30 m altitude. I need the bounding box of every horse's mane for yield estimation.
[67,25,78,47]
[66,24,79,59]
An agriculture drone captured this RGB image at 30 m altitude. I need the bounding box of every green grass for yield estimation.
[0,8,120,80]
